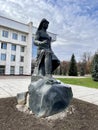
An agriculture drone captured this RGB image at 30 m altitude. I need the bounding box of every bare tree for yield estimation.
[81,52,92,74]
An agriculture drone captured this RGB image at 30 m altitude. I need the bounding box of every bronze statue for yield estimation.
[16,19,73,118]
[34,18,60,77]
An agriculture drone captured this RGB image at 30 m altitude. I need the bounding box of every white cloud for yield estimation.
[0,0,98,61]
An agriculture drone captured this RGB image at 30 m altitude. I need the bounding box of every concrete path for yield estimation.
[0,77,30,98]
[0,76,98,106]
[70,84,98,105]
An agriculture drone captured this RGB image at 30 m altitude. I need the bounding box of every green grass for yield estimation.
[57,77,98,89]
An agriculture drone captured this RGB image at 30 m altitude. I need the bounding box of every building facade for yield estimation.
[0,16,56,75]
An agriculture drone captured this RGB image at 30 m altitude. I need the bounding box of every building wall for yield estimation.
[0,19,32,75]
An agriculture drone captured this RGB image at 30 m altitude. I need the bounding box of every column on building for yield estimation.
[24,22,32,75]
[15,45,20,75]
[0,42,1,60]
[5,43,11,75]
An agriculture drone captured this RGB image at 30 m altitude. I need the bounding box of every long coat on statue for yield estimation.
[33,29,60,76]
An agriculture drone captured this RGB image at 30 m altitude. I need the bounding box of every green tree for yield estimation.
[91,53,98,81]
[68,54,78,76]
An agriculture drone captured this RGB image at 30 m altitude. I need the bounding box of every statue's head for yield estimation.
[37,18,49,31]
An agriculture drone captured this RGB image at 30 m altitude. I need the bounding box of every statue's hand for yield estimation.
[41,40,47,44]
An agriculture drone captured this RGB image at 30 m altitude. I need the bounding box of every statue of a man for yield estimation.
[34,18,60,77]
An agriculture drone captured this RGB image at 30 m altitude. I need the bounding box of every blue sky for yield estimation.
[0,0,98,61]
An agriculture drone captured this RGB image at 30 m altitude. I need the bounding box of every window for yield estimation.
[10,66,15,75]
[12,33,18,40]
[19,66,23,75]
[1,42,7,49]
[20,56,24,62]
[0,65,5,75]
[11,44,16,51]
[1,53,6,61]
[21,35,26,41]
[21,46,25,52]
[11,55,15,61]
[2,30,8,38]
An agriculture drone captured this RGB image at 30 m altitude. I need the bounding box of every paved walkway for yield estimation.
[0,76,98,106]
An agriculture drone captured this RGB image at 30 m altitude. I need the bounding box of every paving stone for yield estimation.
[0,76,98,106]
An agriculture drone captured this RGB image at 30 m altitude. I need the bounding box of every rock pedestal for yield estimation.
[17,76,73,117]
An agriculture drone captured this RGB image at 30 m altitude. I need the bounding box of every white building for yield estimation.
[0,16,56,75]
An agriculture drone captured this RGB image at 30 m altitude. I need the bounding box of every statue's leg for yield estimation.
[39,56,45,76]
[45,52,52,76]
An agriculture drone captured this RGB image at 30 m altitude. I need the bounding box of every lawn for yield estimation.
[57,77,98,89]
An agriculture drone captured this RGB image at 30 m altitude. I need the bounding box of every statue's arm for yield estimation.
[34,31,46,46]
[34,33,41,46]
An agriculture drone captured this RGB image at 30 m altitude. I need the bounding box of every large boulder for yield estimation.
[28,76,73,117]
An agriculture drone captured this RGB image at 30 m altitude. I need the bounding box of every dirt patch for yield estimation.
[0,97,98,130]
